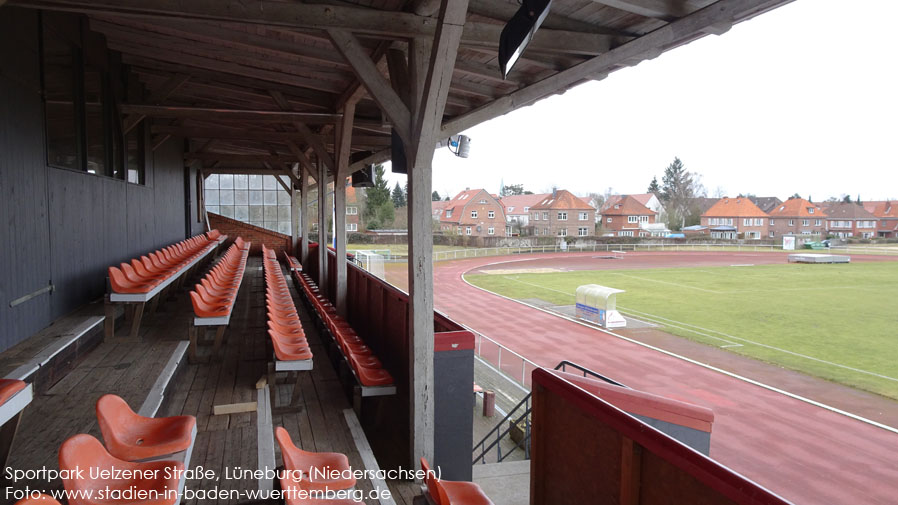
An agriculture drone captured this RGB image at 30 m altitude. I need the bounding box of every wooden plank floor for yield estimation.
[5,254,419,504]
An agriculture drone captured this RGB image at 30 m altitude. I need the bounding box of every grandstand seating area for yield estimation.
[294,269,396,397]
[187,237,250,361]
[105,231,227,340]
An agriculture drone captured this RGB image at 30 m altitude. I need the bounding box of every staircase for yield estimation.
[472,360,627,465]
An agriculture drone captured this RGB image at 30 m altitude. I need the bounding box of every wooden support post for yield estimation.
[0,412,24,470]
[188,324,199,363]
[104,295,115,341]
[333,101,356,316]
[405,0,469,469]
[212,325,227,358]
[291,164,301,255]
[300,165,310,266]
[128,302,145,339]
[317,160,328,296]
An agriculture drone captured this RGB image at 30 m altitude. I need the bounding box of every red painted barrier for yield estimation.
[530,368,793,505]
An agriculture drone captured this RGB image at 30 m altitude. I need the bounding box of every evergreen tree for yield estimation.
[660,157,698,230]
[647,177,661,197]
[501,183,526,196]
[392,182,407,207]
[363,164,392,229]
[432,191,441,201]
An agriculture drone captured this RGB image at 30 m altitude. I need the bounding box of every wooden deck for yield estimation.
[4,256,419,505]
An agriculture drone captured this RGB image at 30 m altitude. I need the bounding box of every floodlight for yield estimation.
[351,164,374,188]
[447,135,471,158]
[498,0,553,79]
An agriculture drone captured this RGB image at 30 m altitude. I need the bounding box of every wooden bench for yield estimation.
[105,230,227,341]
[294,271,396,404]
[262,246,313,412]
[187,238,250,362]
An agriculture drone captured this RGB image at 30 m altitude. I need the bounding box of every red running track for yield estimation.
[433,251,898,505]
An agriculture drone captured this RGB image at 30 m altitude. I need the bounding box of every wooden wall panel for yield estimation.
[0,7,191,351]
[0,8,52,351]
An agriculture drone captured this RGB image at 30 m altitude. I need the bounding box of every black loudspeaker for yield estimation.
[391,129,407,174]
[499,0,552,78]
[352,164,374,188]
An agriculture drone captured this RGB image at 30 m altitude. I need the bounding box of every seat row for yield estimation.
[294,271,394,392]
[48,395,196,505]
[263,246,313,365]
[108,231,222,294]
[189,239,250,319]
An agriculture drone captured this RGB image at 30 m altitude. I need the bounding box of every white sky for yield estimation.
[383,0,898,202]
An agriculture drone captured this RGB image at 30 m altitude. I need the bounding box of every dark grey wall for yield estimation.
[0,7,190,351]
[434,348,475,481]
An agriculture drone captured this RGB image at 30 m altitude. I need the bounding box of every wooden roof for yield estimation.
[11,0,795,181]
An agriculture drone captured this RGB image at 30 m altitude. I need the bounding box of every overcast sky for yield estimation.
[382,0,898,202]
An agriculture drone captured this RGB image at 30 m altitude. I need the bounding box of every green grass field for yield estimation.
[465,262,898,399]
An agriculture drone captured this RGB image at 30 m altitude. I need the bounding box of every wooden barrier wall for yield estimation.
[305,245,473,472]
[530,368,794,505]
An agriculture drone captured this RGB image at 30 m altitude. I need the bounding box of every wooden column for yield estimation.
[290,163,301,255]
[300,165,310,266]
[406,0,468,469]
[333,102,357,316]
[317,160,328,295]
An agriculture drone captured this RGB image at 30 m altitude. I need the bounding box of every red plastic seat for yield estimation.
[421,458,494,505]
[108,266,156,294]
[96,394,196,461]
[189,291,230,317]
[59,434,182,505]
[14,494,62,505]
[0,379,27,406]
[275,427,355,493]
[271,336,313,362]
[350,358,393,387]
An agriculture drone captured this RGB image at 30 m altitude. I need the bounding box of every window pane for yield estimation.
[126,123,144,184]
[83,68,107,176]
[43,27,78,169]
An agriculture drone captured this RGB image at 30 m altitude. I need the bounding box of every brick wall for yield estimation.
[208,213,292,255]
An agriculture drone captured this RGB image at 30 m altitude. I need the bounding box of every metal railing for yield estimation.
[472,359,628,465]
[433,242,792,262]
[473,330,540,389]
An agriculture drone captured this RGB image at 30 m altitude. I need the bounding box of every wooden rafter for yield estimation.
[121,104,341,123]
[9,1,618,55]
[268,90,335,173]
[328,30,412,145]
[122,73,189,134]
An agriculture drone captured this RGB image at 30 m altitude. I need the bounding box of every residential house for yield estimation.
[603,193,666,216]
[748,196,783,214]
[431,200,449,221]
[528,189,596,238]
[700,197,768,239]
[500,193,549,235]
[439,189,507,237]
[766,197,825,238]
[345,183,362,233]
[600,195,657,237]
[867,201,898,238]
[824,202,878,238]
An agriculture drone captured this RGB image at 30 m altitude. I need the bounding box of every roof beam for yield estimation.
[442,0,782,137]
[184,153,294,164]
[328,29,412,145]
[10,1,614,55]
[149,125,389,146]
[121,104,341,124]
[587,0,705,21]
[269,90,335,173]
[122,73,189,134]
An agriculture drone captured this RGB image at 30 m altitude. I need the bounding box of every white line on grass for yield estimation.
[486,274,898,384]
[461,273,898,435]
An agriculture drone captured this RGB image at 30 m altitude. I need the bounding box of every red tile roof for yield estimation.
[530,189,595,210]
[869,201,898,218]
[702,197,768,218]
[767,198,825,218]
[601,195,655,216]
[824,202,877,220]
[500,193,550,215]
